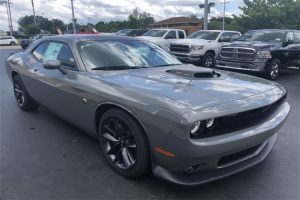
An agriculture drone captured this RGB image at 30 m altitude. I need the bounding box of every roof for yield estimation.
[38,34,142,43]
[150,17,202,26]
[149,28,186,31]
[250,29,299,32]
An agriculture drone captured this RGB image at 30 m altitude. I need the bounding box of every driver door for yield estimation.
[32,41,84,123]
[282,32,300,67]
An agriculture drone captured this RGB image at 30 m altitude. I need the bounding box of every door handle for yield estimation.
[33,67,39,72]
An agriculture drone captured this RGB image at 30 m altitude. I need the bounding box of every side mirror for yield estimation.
[43,60,67,74]
[283,40,294,47]
[43,60,61,70]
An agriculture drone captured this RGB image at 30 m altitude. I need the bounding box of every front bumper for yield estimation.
[170,52,204,62]
[152,101,290,185]
[215,59,269,72]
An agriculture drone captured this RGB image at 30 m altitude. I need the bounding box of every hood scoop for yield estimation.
[166,69,221,79]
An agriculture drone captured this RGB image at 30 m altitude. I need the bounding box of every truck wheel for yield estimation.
[202,52,215,68]
[266,59,280,80]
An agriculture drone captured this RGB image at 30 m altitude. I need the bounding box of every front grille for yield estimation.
[192,94,286,139]
[218,143,262,167]
[220,47,256,61]
[170,44,191,53]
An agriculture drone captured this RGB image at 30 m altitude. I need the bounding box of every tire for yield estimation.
[202,52,215,68]
[98,109,150,178]
[13,74,38,111]
[10,41,16,46]
[265,59,280,80]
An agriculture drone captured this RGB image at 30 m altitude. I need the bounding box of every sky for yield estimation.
[0,0,244,31]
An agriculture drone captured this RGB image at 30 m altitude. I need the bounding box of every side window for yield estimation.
[293,32,300,43]
[32,42,49,61]
[219,32,231,42]
[230,33,241,41]
[178,31,185,39]
[165,31,177,39]
[44,42,76,69]
[286,32,295,42]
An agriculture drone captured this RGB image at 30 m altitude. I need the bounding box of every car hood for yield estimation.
[172,39,215,46]
[223,41,282,51]
[92,64,280,111]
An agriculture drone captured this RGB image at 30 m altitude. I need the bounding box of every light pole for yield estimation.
[221,0,229,30]
[199,0,215,30]
[7,0,13,33]
[71,0,76,34]
[0,0,13,36]
[31,0,37,26]
[52,19,55,34]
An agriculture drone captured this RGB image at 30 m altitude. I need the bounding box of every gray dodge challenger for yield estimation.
[6,35,290,185]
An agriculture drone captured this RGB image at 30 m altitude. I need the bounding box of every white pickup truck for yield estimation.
[138,29,186,51]
[169,30,241,68]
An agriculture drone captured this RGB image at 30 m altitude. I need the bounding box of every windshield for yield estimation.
[188,31,220,40]
[143,30,167,37]
[78,40,181,70]
[238,31,285,43]
[115,29,132,36]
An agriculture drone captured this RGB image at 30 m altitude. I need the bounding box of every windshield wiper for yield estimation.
[154,64,182,67]
[91,66,147,70]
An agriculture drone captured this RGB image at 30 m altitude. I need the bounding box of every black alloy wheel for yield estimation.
[202,52,215,68]
[98,109,149,178]
[13,75,38,111]
[13,77,25,107]
[101,116,137,169]
[266,59,280,80]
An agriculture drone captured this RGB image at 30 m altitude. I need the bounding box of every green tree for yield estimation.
[208,17,243,31]
[238,0,300,31]
[95,8,154,32]
[23,25,40,36]
[51,19,65,34]
[190,14,199,20]
[128,8,154,29]
[18,15,53,33]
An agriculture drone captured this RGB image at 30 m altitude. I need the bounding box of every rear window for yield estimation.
[178,31,185,39]
[294,32,300,43]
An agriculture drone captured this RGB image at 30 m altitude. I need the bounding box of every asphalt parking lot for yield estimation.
[0,46,299,199]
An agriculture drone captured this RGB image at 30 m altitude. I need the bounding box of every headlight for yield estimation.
[205,118,215,129]
[190,121,201,135]
[190,118,216,136]
[191,45,204,51]
[257,50,272,59]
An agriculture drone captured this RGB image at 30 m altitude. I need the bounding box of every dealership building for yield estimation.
[149,17,203,35]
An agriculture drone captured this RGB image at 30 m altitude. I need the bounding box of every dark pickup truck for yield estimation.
[216,29,300,80]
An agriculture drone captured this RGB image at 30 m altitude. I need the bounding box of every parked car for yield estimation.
[138,29,186,51]
[20,34,54,49]
[78,28,99,34]
[6,35,290,185]
[20,38,34,49]
[115,29,148,37]
[169,30,241,68]
[0,36,17,46]
[216,29,300,80]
